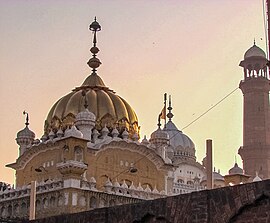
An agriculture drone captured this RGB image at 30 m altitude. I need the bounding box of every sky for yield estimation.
[0,0,266,184]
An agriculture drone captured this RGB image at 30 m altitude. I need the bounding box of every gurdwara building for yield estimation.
[0,18,269,220]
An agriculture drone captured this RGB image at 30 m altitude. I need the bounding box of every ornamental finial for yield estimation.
[87,17,102,74]
[167,95,174,121]
[23,111,29,126]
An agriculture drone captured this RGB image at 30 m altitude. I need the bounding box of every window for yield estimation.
[74,147,83,162]
[90,196,97,209]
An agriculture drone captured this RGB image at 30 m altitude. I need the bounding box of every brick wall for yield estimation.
[28,180,270,223]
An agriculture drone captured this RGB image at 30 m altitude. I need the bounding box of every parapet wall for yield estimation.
[28,179,270,223]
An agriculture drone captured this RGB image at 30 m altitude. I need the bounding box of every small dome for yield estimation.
[202,171,224,182]
[213,171,224,181]
[64,125,83,138]
[141,135,149,145]
[75,108,96,123]
[17,126,35,140]
[244,44,266,59]
[150,128,169,141]
[229,163,243,175]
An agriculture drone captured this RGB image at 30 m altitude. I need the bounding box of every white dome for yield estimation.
[229,163,243,175]
[202,171,224,182]
[164,121,195,150]
[244,44,266,59]
[75,108,96,122]
[150,128,169,141]
[213,171,224,181]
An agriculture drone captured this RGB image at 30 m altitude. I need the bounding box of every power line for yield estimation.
[182,87,239,131]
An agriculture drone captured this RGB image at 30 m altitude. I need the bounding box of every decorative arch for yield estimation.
[21,202,27,214]
[7,205,12,217]
[89,196,97,209]
[50,196,56,207]
[74,146,83,162]
[0,206,5,217]
[96,140,172,171]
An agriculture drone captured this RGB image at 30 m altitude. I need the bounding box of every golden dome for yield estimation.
[44,73,139,137]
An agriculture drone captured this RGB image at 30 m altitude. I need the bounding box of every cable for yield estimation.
[182,87,239,131]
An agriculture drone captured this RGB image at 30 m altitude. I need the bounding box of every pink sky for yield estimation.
[0,0,266,184]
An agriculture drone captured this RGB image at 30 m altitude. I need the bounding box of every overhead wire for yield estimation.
[182,87,239,131]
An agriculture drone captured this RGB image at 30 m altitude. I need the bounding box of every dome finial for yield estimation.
[87,17,102,74]
[167,95,174,121]
[157,115,161,129]
[23,111,29,126]
[254,38,256,46]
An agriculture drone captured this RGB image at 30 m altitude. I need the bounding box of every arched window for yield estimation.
[21,202,27,214]
[7,205,12,217]
[177,179,184,184]
[36,200,41,210]
[43,198,48,208]
[58,196,64,206]
[74,147,83,162]
[187,181,194,185]
[14,204,19,215]
[50,196,56,207]
[90,196,97,209]
[79,196,86,206]
[109,199,115,206]
[99,198,106,208]
[0,206,5,217]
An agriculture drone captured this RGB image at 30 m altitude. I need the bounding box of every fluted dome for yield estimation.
[149,127,169,147]
[244,44,266,59]
[16,124,35,156]
[165,121,195,151]
[17,126,35,140]
[150,128,169,141]
[228,163,243,175]
[44,73,139,137]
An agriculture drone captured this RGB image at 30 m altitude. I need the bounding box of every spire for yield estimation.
[157,115,161,129]
[254,38,256,46]
[87,17,102,75]
[23,111,29,126]
[167,95,174,121]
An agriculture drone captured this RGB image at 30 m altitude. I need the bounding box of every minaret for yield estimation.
[238,41,270,179]
[16,111,35,156]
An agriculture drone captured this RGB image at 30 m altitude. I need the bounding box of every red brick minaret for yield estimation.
[238,42,270,179]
